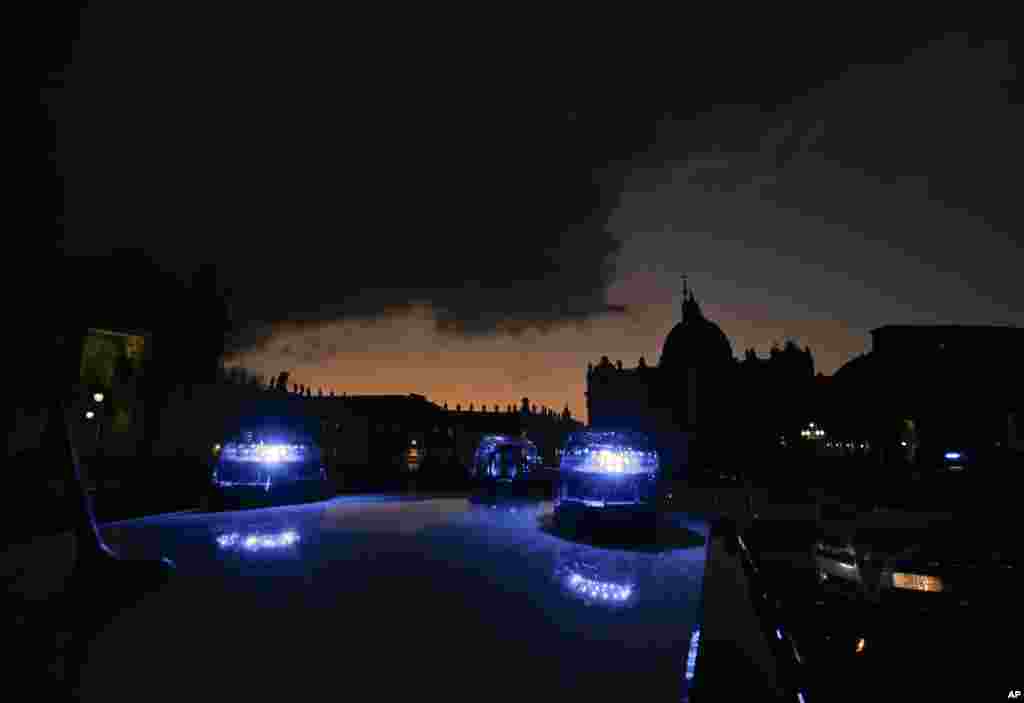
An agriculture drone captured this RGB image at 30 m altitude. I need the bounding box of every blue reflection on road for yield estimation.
[84,494,708,701]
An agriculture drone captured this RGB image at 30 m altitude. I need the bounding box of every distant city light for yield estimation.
[85,410,95,420]
[901,441,908,447]
[93,392,104,403]
[944,451,961,460]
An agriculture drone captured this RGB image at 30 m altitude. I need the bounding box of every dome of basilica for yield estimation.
[659,291,733,371]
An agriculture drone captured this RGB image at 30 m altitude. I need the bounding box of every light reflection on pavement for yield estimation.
[80,495,708,701]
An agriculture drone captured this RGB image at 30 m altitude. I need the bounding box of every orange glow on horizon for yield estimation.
[227,298,880,425]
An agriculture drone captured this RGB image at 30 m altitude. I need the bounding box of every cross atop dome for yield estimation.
[680,274,702,322]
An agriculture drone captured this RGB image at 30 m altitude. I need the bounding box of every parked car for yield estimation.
[782,521,1022,699]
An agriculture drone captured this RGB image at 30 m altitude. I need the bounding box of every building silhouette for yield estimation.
[826,324,1024,472]
[586,281,818,479]
[587,282,1023,482]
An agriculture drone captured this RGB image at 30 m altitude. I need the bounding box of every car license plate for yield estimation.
[892,573,945,592]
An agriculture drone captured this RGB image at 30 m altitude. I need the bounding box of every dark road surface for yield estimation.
[70,495,710,701]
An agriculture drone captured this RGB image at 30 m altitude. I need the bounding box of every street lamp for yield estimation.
[85,410,95,420]
[92,391,105,450]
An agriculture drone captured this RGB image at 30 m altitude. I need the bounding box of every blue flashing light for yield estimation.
[559,436,658,475]
[944,451,961,460]
[473,434,541,469]
[221,442,307,464]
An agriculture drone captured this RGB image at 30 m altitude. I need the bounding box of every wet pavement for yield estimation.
[72,494,710,701]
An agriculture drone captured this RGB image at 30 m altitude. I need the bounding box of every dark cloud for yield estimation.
[56,8,668,354]
[56,17,1020,360]
[615,35,1022,333]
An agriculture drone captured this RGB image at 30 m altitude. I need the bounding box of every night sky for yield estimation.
[53,15,1022,420]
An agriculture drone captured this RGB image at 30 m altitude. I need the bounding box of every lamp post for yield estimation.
[92,391,105,452]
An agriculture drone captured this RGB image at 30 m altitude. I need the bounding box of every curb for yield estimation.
[735,528,811,703]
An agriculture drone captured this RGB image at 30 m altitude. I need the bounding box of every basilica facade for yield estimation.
[585,287,739,477]
[585,286,818,477]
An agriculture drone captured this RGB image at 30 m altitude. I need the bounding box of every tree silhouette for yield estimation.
[114,351,133,385]
[188,263,231,385]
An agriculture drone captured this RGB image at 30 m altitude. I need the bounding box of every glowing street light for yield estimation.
[93,392,104,403]
[85,410,95,420]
